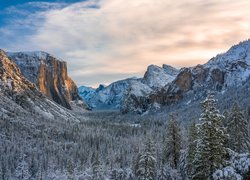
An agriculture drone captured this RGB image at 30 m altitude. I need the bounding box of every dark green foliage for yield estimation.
[192,94,229,179]
[162,115,182,169]
[227,103,250,153]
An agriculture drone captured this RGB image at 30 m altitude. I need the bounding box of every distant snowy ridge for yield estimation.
[121,39,250,113]
[80,39,250,113]
[79,65,179,110]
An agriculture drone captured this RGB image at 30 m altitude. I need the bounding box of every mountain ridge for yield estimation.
[79,39,250,114]
[8,51,88,110]
[0,49,80,121]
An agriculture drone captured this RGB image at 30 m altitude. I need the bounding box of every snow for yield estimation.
[79,77,141,109]
[214,150,250,179]
[186,100,191,105]
[143,64,178,88]
[205,40,250,86]
[79,64,178,110]
[128,81,153,97]
[34,106,55,120]
[8,51,49,60]
[213,166,243,180]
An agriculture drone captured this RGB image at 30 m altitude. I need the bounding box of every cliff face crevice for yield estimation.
[8,52,83,110]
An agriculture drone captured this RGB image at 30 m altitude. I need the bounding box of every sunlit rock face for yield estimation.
[0,49,80,121]
[121,40,250,114]
[8,51,84,109]
[0,50,37,95]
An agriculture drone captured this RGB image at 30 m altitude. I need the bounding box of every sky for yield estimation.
[0,0,250,87]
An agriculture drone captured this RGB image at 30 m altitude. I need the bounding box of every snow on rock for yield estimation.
[206,39,250,86]
[0,49,80,122]
[8,51,87,110]
[142,64,178,89]
[121,39,250,114]
[79,65,178,110]
[81,78,141,109]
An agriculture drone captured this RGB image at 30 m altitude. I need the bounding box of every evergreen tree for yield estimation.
[92,152,104,180]
[227,103,250,153]
[186,122,197,178]
[67,159,74,180]
[15,155,31,180]
[162,115,182,169]
[136,139,156,180]
[192,94,228,179]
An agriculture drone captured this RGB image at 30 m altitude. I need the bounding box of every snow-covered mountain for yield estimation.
[0,49,79,121]
[121,39,250,114]
[8,51,88,110]
[79,65,179,110]
[142,64,179,88]
[79,78,141,109]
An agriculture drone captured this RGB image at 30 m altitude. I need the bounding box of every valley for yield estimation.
[0,40,250,179]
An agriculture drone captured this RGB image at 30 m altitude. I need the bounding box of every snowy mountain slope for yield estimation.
[142,64,179,89]
[78,86,96,104]
[205,40,250,86]
[79,65,179,110]
[0,49,79,121]
[122,39,250,114]
[8,51,88,110]
[79,78,141,109]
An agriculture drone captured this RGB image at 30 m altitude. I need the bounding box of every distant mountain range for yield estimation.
[79,40,250,114]
[1,39,250,117]
[79,64,179,110]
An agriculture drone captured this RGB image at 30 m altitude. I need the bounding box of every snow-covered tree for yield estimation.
[136,139,156,180]
[15,155,31,180]
[227,103,250,153]
[162,115,182,169]
[213,166,243,180]
[92,152,105,180]
[157,165,182,180]
[186,122,197,178]
[192,94,228,179]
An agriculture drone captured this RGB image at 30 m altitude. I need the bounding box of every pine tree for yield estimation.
[15,155,31,180]
[67,159,74,180]
[136,139,156,180]
[192,94,228,179]
[186,122,197,179]
[92,152,104,180]
[227,103,250,153]
[162,115,182,169]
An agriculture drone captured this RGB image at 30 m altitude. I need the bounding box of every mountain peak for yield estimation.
[8,51,85,110]
[207,39,250,67]
[143,64,179,88]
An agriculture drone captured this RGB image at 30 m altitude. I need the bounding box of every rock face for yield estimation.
[122,40,250,113]
[79,78,141,109]
[142,64,178,88]
[8,51,84,110]
[0,49,79,121]
[79,65,179,110]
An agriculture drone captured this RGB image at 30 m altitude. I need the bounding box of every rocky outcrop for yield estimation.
[8,51,85,110]
[142,65,178,89]
[121,40,250,114]
[0,50,37,96]
[79,65,179,110]
[0,49,79,121]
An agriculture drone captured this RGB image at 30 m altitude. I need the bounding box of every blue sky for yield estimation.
[1,0,250,87]
[0,0,81,8]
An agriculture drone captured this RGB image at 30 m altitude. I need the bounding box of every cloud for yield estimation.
[1,0,250,86]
